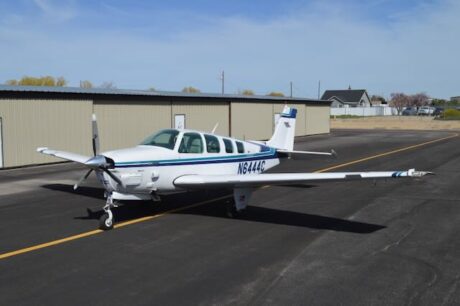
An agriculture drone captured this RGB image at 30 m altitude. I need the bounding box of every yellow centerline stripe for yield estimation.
[0,132,457,261]
[0,195,231,260]
[314,133,458,173]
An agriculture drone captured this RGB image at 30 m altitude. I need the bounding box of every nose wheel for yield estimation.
[99,193,117,230]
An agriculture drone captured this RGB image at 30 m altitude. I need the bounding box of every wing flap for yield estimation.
[37,147,91,164]
[174,169,432,189]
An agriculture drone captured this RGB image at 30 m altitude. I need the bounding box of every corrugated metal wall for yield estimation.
[94,100,172,151]
[0,99,92,167]
[230,102,329,140]
[172,101,229,136]
[0,96,329,168]
[230,102,273,140]
[306,106,330,135]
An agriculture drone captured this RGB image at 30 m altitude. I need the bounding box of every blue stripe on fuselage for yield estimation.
[114,149,278,168]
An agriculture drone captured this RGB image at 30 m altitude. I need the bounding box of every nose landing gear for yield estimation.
[99,192,118,230]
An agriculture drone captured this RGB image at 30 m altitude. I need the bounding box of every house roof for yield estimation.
[321,89,367,103]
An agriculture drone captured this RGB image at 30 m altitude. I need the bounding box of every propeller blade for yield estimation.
[74,169,93,190]
[92,113,100,156]
[103,169,125,189]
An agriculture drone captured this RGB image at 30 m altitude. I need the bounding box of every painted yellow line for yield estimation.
[0,195,231,260]
[0,132,457,260]
[314,133,458,173]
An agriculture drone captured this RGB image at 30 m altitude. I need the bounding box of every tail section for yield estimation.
[267,105,297,151]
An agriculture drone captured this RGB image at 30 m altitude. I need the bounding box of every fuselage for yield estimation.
[99,129,281,199]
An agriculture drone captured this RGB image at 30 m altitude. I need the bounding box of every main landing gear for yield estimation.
[99,192,118,230]
[225,198,246,219]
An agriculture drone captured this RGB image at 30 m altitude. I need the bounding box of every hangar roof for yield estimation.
[0,85,329,105]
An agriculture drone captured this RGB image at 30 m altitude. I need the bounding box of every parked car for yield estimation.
[433,107,444,117]
[417,106,434,116]
[402,107,417,116]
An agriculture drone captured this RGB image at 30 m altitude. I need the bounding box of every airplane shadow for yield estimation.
[42,184,385,234]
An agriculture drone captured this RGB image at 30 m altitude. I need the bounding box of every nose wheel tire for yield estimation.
[99,213,114,230]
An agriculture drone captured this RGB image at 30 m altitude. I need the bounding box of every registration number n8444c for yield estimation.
[237,160,265,175]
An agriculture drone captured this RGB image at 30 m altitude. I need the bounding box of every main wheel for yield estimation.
[225,199,245,219]
[99,213,114,230]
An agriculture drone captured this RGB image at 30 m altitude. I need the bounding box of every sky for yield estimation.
[0,0,458,99]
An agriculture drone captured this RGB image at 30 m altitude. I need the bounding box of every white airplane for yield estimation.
[37,106,432,230]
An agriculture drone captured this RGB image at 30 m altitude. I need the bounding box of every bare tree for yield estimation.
[182,86,200,93]
[239,89,254,96]
[390,93,410,115]
[410,93,430,107]
[80,80,93,88]
[100,81,117,89]
[56,77,67,87]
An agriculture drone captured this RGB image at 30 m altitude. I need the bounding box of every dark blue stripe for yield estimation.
[115,153,279,168]
[281,108,297,119]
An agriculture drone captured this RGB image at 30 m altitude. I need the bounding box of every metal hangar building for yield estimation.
[0,85,331,168]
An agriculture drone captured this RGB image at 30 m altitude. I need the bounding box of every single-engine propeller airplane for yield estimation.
[37,106,432,230]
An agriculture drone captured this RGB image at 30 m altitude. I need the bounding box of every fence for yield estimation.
[330,106,397,117]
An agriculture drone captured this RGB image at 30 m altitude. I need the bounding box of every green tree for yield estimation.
[267,91,285,97]
[5,76,67,87]
[182,86,200,93]
[240,89,254,96]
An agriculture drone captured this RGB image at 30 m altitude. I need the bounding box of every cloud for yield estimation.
[32,0,77,23]
[0,0,459,98]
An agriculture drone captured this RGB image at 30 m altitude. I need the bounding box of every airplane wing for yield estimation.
[37,147,91,164]
[174,169,432,189]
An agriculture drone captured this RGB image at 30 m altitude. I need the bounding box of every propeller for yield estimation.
[92,113,100,156]
[74,114,124,190]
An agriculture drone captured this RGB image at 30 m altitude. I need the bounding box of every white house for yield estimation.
[321,88,371,108]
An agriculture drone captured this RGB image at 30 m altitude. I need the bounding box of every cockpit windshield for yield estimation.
[140,129,180,150]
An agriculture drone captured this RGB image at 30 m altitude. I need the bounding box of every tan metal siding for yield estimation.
[231,102,272,140]
[94,101,172,151]
[273,103,307,136]
[172,102,229,136]
[0,99,92,167]
[306,106,330,135]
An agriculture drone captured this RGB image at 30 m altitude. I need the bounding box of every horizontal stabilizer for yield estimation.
[277,149,337,159]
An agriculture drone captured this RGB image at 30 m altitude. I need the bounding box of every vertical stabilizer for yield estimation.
[267,106,297,151]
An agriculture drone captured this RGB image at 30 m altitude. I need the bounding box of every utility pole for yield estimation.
[221,71,225,95]
[317,80,321,100]
[290,81,293,98]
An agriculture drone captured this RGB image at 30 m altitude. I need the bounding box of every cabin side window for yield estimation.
[204,134,220,153]
[178,133,204,153]
[223,138,234,153]
[236,141,245,154]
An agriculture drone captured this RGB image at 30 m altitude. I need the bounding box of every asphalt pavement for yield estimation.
[0,129,459,306]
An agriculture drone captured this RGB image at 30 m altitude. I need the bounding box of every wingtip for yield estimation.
[36,147,48,153]
[331,149,338,158]
[408,169,435,177]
